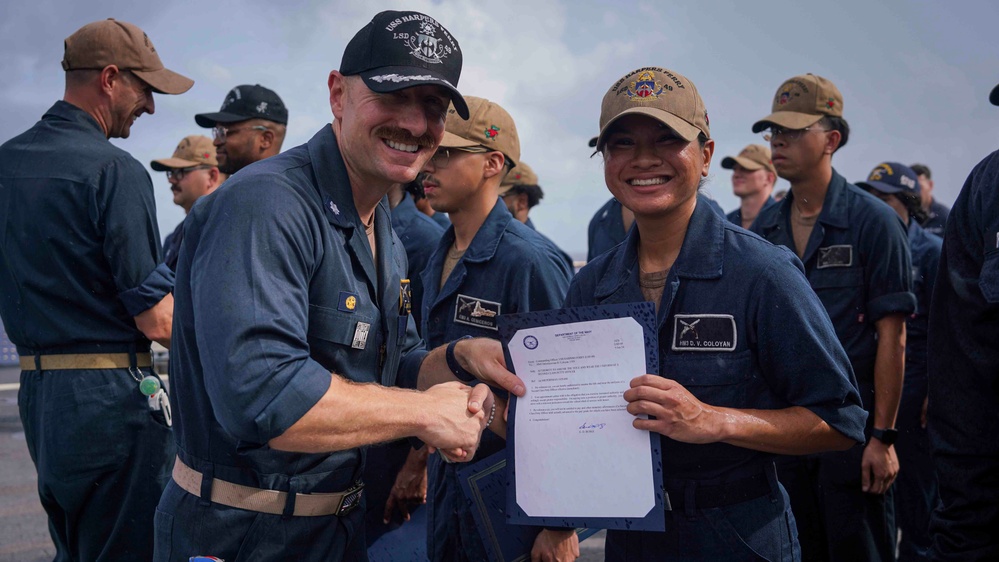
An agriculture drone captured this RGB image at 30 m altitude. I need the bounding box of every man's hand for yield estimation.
[383,446,429,524]
[455,338,526,397]
[861,439,899,494]
[530,529,579,562]
[623,375,722,443]
[418,382,489,461]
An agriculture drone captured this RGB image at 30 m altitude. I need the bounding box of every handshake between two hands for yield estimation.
[421,338,525,463]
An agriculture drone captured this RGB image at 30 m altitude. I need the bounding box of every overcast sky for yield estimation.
[2,0,998,259]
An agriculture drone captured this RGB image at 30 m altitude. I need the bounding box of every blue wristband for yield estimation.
[446,335,476,382]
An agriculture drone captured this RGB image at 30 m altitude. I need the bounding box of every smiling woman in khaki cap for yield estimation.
[563,66,868,561]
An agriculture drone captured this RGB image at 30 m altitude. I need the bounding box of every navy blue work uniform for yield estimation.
[894,221,941,562]
[155,126,428,562]
[927,150,999,561]
[421,199,571,562]
[587,197,627,262]
[726,195,778,228]
[526,217,575,274]
[362,193,444,550]
[918,199,949,237]
[565,200,867,561]
[588,195,723,262]
[162,219,185,271]
[0,101,175,562]
[752,169,916,562]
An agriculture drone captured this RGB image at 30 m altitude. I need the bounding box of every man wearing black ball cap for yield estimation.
[156,11,526,561]
[195,84,288,174]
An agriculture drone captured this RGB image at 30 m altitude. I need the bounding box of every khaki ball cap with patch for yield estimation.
[596,66,710,150]
[752,73,842,133]
[151,135,217,171]
[62,18,193,95]
[442,96,520,168]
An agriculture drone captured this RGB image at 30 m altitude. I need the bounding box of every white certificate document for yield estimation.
[507,316,656,519]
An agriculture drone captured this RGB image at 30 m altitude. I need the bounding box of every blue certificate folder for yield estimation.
[497,302,665,532]
[457,452,598,562]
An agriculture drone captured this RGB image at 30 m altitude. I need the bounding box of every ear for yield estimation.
[329,71,348,120]
[700,139,715,177]
[258,128,275,150]
[482,152,507,179]
[824,130,842,155]
[99,65,121,96]
[207,167,221,187]
[513,192,529,214]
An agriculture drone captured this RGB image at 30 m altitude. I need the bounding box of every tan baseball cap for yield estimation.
[61,19,193,95]
[596,66,709,150]
[752,74,842,133]
[721,144,775,175]
[150,135,217,171]
[442,96,520,168]
[498,161,538,195]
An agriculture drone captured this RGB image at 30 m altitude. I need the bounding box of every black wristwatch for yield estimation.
[870,427,898,446]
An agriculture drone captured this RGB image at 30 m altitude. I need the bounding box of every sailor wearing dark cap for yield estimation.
[857,162,941,562]
[195,84,289,175]
[155,10,526,561]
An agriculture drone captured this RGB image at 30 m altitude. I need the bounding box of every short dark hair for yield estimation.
[910,163,932,179]
[507,184,544,208]
[896,191,929,223]
[820,116,850,152]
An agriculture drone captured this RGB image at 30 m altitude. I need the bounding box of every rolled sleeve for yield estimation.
[755,248,868,443]
[191,176,329,444]
[863,212,916,322]
[119,262,173,316]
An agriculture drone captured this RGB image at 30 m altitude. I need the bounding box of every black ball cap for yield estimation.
[340,11,469,119]
[195,84,288,127]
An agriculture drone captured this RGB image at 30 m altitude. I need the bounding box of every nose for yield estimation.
[213,136,224,147]
[395,99,430,139]
[632,141,663,168]
[144,90,155,115]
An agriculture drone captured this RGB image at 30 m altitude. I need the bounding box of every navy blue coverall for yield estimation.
[752,169,916,562]
[0,101,175,562]
[421,199,571,561]
[154,126,427,561]
[567,200,867,561]
[927,150,999,561]
[895,221,942,562]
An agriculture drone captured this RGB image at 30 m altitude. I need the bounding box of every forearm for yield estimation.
[269,374,432,453]
[872,315,906,429]
[134,293,174,348]
[417,343,452,390]
[716,405,854,455]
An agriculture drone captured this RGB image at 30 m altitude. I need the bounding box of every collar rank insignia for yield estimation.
[338,291,359,313]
